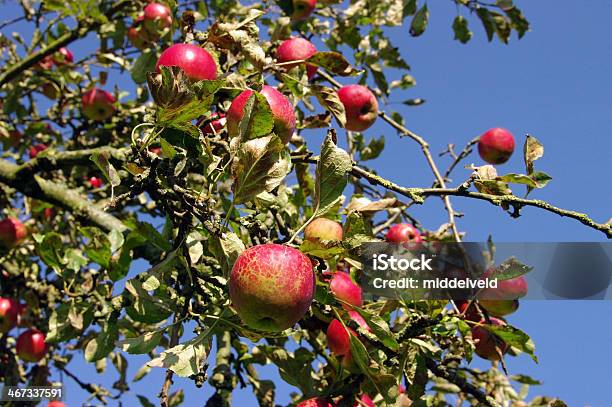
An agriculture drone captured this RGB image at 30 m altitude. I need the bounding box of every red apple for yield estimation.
[82,88,116,121]
[385,223,422,243]
[16,328,47,362]
[479,268,528,300]
[477,128,515,165]
[276,38,318,79]
[354,394,375,407]
[53,47,73,65]
[330,272,362,309]
[471,317,507,361]
[337,85,379,132]
[297,398,334,407]
[479,299,519,317]
[226,85,296,143]
[456,300,480,322]
[0,298,21,333]
[143,2,173,35]
[47,401,66,407]
[201,113,226,135]
[149,146,163,156]
[87,177,104,189]
[291,0,317,21]
[29,144,48,159]
[326,318,355,357]
[347,311,369,332]
[156,44,217,81]
[304,218,343,243]
[0,217,27,248]
[128,22,149,50]
[229,243,315,331]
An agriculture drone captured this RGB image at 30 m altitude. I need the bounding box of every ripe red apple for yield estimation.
[479,299,519,317]
[201,113,226,135]
[337,85,379,132]
[28,144,48,159]
[347,311,369,331]
[156,44,217,81]
[354,394,375,407]
[128,22,148,50]
[16,328,47,362]
[477,128,515,165]
[82,88,116,121]
[276,38,318,79]
[291,0,317,21]
[0,298,21,333]
[326,318,356,357]
[1,130,21,148]
[385,223,422,243]
[297,398,334,407]
[47,401,66,407]
[143,2,173,35]
[229,243,315,331]
[330,272,363,309]
[0,217,27,248]
[471,317,507,361]
[53,47,73,65]
[304,218,343,243]
[479,268,528,300]
[456,300,480,322]
[226,85,296,143]
[87,177,104,189]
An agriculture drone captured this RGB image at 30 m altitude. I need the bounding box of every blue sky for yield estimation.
[3,1,612,406]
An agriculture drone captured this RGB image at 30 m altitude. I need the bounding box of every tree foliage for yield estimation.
[0,0,607,406]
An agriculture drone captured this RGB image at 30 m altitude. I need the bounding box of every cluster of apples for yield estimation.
[36,47,74,100]
[456,270,528,361]
[0,298,48,364]
[127,2,173,50]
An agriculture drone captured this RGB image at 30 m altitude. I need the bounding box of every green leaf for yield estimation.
[131,49,157,84]
[493,256,533,281]
[299,239,345,259]
[90,151,121,187]
[85,321,119,362]
[36,232,64,274]
[306,52,360,76]
[137,395,156,407]
[348,334,397,404]
[125,279,175,324]
[485,324,538,362]
[476,8,496,41]
[453,15,473,44]
[359,135,385,161]
[231,135,292,204]
[118,331,163,354]
[208,232,246,277]
[353,309,399,351]
[311,85,347,128]
[313,132,352,217]
[233,92,274,141]
[498,171,552,189]
[148,332,210,377]
[80,227,112,269]
[47,302,94,343]
[409,4,429,37]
